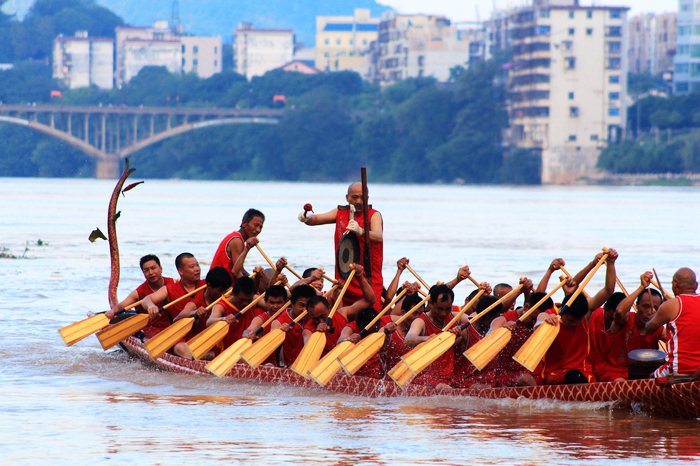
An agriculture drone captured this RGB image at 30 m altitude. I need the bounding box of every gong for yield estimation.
[627,349,667,380]
[336,231,360,280]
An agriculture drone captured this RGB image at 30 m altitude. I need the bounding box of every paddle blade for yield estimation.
[240,329,286,369]
[388,359,416,388]
[144,318,194,360]
[402,333,456,377]
[289,332,326,378]
[185,321,229,360]
[307,341,355,387]
[205,337,253,378]
[464,327,512,371]
[59,314,110,346]
[512,321,560,371]
[96,313,150,350]
[338,332,386,376]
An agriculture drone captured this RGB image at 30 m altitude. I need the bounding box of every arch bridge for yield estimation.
[0,104,283,178]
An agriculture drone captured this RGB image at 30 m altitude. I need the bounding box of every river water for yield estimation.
[1,177,699,465]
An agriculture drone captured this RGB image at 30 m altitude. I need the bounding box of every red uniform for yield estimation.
[383,329,413,373]
[410,313,455,386]
[451,325,483,387]
[275,309,305,366]
[135,277,176,300]
[210,231,244,283]
[502,309,519,322]
[143,279,206,339]
[218,299,266,352]
[334,208,383,311]
[535,318,595,385]
[304,312,348,356]
[345,315,394,379]
[186,288,214,339]
[655,294,700,377]
[594,311,663,381]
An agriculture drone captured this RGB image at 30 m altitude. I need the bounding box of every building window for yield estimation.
[692,44,700,58]
[182,45,185,53]
[591,134,599,141]
[566,57,576,69]
[362,39,367,45]
[676,63,689,74]
[586,28,593,36]
[539,9,549,18]
[568,135,577,141]
[538,25,551,35]
[679,25,691,36]
[324,39,329,45]
[608,108,620,116]
[568,28,575,36]
[610,9,622,19]
[570,106,579,117]
[607,41,621,53]
[193,58,198,65]
[193,46,198,54]
[678,45,690,55]
[676,82,689,92]
[349,39,353,45]
[607,57,621,69]
[606,26,622,37]
[587,11,593,19]
[418,55,424,66]
[214,46,218,54]
[568,92,574,99]
[324,52,329,58]
[609,92,620,100]
[681,3,692,11]
[336,39,341,45]
[563,41,572,51]
[181,58,185,66]
[691,63,700,77]
[569,11,574,19]
[214,60,217,67]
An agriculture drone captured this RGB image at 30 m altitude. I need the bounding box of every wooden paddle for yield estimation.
[254,244,293,289]
[204,289,280,377]
[308,288,407,387]
[651,270,674,300]
[240,310,308,369]
[59,299,143,346]
[388,287,490,388]
[406,264,480,291]
[465,277,567,371]
[144,288,231,360]
[513,253,608,372]
[96,283,207,350]
[284,262,337,285]
[289,269,355,378]
[561,267,591,299]
[615,276,637,311]
[339,290,428,376]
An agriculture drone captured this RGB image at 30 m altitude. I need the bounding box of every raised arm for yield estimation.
[611,272,652,334]
[445,265,470,290]
[338,264,376,322]
[385,257,409,300]
[537,258,565,293]
[299,208,338,226]
[588,249,618,312]
[229,236,259,279]
[642,298,678,336]
[501,277,533,312]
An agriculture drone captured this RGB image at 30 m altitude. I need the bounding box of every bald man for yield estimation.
[298,182,383,311]
[641,268,700,378]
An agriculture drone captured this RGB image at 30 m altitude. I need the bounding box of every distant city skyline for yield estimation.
[380,0,676,23]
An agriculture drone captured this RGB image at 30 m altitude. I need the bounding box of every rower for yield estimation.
[242,284,288,340]
[299,182,384,311]
[641,267,700,379]
[271,284,316,366]
[382,293,425,371]
[587,292,627,381]
[170,266,232,359]
[336,307,396,378]
[292,268,325,293]
[140,252,206,340]
[302,263,375,356]
[493,278,533,313]
[206,276,257,353]
[210,208,265,284]
[593,272,666,382]
[105,254,175,319]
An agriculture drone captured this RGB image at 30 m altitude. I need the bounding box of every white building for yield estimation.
[505,0,628,184]
[315,9,379,76]
[116,22,222,86]
[369,12,474,86]
[674,0,700,93]
[628,13,676,75]
[234,23,294,79]
[53,31,114,89]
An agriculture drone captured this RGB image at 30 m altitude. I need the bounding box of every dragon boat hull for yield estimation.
[119,336,700,419]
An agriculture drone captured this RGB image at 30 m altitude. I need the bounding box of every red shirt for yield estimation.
[383,329,412,372]
[656,294,700,376]
[275,309,305,366]
[148,279,206,328]
[538,318,594,384]
[346,315,393,378]
[135,277,176,300]
[334,208,383,311]
[219,298,266,349]
[502,309,519,322]
[304,312,348,356]
[415,312,455,384]
[210,231,244,283]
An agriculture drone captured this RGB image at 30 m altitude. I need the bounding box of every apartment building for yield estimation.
[53,31,114,89]
[674,0,700,93]
[234,23,294,79]
[628,13,676,75]
[181,36,222,78]
[506,0,628,183]
[315,8,379,76]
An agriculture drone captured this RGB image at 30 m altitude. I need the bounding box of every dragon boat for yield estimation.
[119,336,700,419]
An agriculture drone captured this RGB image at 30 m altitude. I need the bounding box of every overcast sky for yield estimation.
[379,0,677,23]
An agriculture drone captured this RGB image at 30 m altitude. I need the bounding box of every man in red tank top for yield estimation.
[641,268,700,378]
[105,254,175,319]
[302,264,376,356]
[140,253,206,344]
[206,276,258,351]
[210,208,265,284]
[337,307,397,378]
[298,182,383,311]
[382,293,425,372]
[271,285,317,366]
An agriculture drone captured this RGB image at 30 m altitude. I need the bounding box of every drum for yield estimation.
[336,231,360,280]
[627,349,667,380]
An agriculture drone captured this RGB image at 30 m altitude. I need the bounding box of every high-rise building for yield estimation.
[233,23,294,79]
[315,9,379,77]
[53,31,114,89]
[628,13,676,75]
[369,12,474,86]
[673,0,700,93]
[505,0,628,184]
[116,21,221,86]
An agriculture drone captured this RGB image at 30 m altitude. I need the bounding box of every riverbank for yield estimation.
[580,172,700,186]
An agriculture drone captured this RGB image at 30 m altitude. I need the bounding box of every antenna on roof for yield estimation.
[171,0,182,35]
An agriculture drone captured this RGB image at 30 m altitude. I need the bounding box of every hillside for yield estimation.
[94,0,391,46]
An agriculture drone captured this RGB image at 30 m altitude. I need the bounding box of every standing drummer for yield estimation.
[298,182,384,311]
